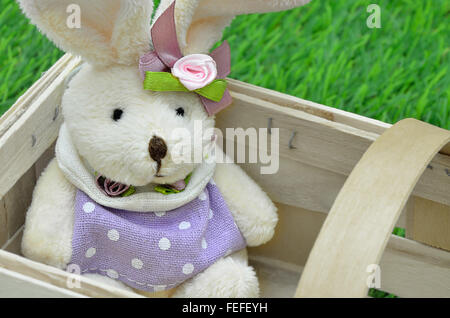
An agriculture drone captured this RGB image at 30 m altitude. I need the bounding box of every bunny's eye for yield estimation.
[112,108,123,121]
[175,107,185,117]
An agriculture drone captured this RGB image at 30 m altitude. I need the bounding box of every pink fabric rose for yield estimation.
[171,54,217,91]
[96,174,130,197]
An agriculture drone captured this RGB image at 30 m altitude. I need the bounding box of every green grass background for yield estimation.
[0,0,448,297]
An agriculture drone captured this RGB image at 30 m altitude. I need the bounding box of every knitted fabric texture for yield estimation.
[70,179,246,292]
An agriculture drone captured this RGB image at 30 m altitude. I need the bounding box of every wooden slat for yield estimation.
[380,235,450,298]
[0,54,73,137]
[0,55,82,198]
[249,255,302,298]
[0,267,85,298]
[0,249,143,298]
[1,225,23,254]
[410,197,450,251]
[236,148,347,214]
[227,78,391,135]
[249,203,450,298]
[295,119,450,297]
[224,140,407,228]
[220,92,379,176]
[217,92,450,209]
[4,165,36,239]
[34,142,56,179]
[413,154,450,207]
[249,203,327,267]
[0,199,6,247]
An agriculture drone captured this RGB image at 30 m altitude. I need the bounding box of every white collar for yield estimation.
[55,123,215,212]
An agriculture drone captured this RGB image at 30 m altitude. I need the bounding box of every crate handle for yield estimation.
[295,118,450,297]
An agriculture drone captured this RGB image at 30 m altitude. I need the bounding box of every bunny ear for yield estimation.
[18,0,153,66]
[154,0,311,55]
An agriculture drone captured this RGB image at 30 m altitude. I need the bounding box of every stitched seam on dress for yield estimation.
[81,268,183,288]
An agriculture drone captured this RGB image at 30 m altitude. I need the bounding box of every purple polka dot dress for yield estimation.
[70,180,246,292]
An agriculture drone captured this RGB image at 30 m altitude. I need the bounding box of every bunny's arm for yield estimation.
[213,162,278,247]
[21,158,76,269]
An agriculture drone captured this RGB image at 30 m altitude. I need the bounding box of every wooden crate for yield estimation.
[0,54,448,298]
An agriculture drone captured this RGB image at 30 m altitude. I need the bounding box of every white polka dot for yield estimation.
[158,237,171,250]
[198,191,207,201]
[178,221,191,230]
[182,263,194,275]
[209,209,213,219]
[131,258,143,269]
[106,269,119,279]
[83,202,95,213]
[107,229,120,241]
[85,247,96,258]
[153,285,166,292]
[209,179,216,185]
[201,238,207,249]
[155,211,166,217]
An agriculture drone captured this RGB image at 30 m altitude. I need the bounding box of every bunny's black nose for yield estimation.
[149,136,167,162]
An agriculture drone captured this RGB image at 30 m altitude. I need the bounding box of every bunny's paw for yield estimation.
[213,162,278,247]
[172,252,259,298]
[21,158,76,269]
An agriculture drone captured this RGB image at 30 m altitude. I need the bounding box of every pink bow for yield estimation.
[139,1,232,116]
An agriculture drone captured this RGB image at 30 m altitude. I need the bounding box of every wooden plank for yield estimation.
[0,56,82,198]
[227,78,391,135]
[410,197,450,251]
[237,150,347,214]
[250,235,450,298]
[249,205,450,298]
[249,203,327,267]
[0,199,6,247]
[413,154,450,208]
[2,227,171,298]
[295,119,450,297]
[396,201,408,229]
[217,92,450,208]
[0,266,85,298]
[0,54,73,137]
[1,225,23,254]
[220,92,379,176]
[249,255,302,298]
[4,165,36,239]
[34,142,56,179]
[223,137,413,229]
[0,249,143,298]
[380,235,450,298]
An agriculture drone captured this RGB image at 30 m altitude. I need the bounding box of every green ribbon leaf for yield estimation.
[195,79,227,102]
[144,71,227,102]
[153,173,192,195]
[121,186,136,197]
[144,72,188,92]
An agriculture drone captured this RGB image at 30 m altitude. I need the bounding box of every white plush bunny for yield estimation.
[18,0,310,297]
